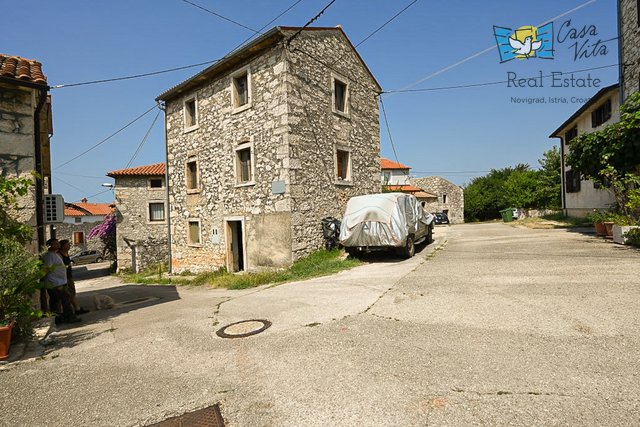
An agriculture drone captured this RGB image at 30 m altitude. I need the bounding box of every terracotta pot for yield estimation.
[604,221,614,238]
[0,322,14,361]
[594,221,607,236]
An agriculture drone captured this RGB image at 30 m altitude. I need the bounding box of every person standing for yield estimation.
[58,239,89,315]
[43,238,81,324]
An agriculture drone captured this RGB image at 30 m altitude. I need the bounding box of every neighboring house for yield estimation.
[619,0,640,100]
[0,53,52,252]
[410,177,464,224]
[157,26,381,273]
[549,84,619,217]
[107,163,169,272]
[56,199,113,254]
[380,158,437,205]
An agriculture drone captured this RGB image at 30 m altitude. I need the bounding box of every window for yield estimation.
[591,99,611,128]
[184,97,197,129]
[148,202,165,222]
[565,126,578,143]
[565,169,581,193]
[74,217,82,224]
[231,67,251,111]
[186,158,199,191]
[73,232,85,245]
[188,220,201,245]
[336,149,351,181]
[382,171,391,183]
[637,0,640,27]
[442,194,447,204]
[234,141,254,185]
[332,75,349,115]
[149,178,164,188]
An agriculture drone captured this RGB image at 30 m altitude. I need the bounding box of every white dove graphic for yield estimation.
[508,35,542,57]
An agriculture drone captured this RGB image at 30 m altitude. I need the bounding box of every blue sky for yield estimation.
[5,0,619,203]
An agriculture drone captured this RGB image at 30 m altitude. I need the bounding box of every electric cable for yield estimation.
[286,0,337,45]
[125,109,162,168]
[54,104,160,169]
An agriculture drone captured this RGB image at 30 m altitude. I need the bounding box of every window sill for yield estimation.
[147,221,167,225]
[186,189,201,195]
[335,180,353,187]
[187,243,203,248]
[183,124,200,134]
[232,103,252,115]
[235,181,255,188]
[332,109,351,119]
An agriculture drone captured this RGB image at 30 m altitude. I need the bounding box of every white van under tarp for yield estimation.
[339,193,433,248]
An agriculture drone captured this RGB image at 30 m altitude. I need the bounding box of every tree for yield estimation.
[567,92,640,219]
[0,174,34,244]
[87,213,116,259]
[535,146,562,209]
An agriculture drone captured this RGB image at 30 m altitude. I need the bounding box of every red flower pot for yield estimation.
[0,322,14,361]
[604,221,614,238]
[594,221,607,236]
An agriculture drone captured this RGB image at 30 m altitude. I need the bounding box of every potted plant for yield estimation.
[0,236,44,360]
[588,210,608,236]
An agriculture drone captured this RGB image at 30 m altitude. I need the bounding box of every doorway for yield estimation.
[226,220,245,272]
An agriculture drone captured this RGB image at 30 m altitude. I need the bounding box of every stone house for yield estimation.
[549,84,620,217]
[0,53,53,252]
[107,163,169,272]
[55,200,113,254]
[156,26,382,273]
[410,176,464,224]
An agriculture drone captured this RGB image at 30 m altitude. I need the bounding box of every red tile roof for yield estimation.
[384,185,423,192]
[380,158,410,170]
[107,162,165,177]
[64,202,114,217]
[0,54,47,84]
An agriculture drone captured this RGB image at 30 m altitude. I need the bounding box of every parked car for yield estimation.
[339,193,434,259]
[433,212,450,225]
[71,250,104,265]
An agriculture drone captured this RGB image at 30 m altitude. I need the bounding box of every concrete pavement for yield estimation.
[1,223,639,426]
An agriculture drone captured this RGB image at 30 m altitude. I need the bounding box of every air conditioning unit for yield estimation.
[44,194,64,224]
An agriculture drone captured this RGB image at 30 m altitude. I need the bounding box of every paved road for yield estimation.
[1,223,639,426]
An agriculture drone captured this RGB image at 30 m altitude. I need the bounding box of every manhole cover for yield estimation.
[216,319,271,338]
[149,404,224,427]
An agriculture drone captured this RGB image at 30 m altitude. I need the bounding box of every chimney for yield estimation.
[81,198,88,203]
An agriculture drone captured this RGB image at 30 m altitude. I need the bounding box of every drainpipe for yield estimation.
[34,87,49,250]
[559,137,567,215]
[617,0,624,103]
[160,101,172,274]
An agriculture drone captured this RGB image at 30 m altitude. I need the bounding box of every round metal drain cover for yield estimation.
[216,319,271,338]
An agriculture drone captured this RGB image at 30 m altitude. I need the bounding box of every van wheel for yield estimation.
[345,247,358,257]
[398,236,415,259]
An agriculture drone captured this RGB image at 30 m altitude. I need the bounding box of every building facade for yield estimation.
[0,53,52,252]
[107,163,169,272]
[157,26,381,273]
[619,0,640,100]
[549,84,619,217]
[55,200,113,254]
[410,177,464,224]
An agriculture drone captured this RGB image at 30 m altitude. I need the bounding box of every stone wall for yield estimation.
[0,83,38,249]
[114,176,168,272]
[285,30,381,258]
[55,220,105,255]
[620,0,640,100]
[411,177,464,224]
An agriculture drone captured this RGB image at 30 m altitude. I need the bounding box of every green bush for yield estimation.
[0,237,44,339]
[624,228,640,247]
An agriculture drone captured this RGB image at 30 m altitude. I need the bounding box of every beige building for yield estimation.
[380,158,437,205]
[157,26,382,273]
[107,163,169,272]
[0,53,52,251]
[549,84,619,217]
[56,200,113,254]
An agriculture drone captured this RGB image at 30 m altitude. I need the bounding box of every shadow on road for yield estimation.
[72,262,114,281]
[347,240,432,263]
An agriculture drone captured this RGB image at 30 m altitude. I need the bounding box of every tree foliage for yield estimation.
[0,174,34,244]
[567,92,640,219]
[464,148,562,221]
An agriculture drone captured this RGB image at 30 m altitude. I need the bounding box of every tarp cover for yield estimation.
[339,193,432,248]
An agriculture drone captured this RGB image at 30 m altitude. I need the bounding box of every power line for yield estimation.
[286,0,337,45]
[379,97,401,166]
[56,172,106,180]
[389,0,599,95]
[51,60,219,89]
[383,63,619,94]
[83,188,114,202]
[125,109,162,168]
[354,0,418,49]
[181,0,260,33]
[54,104,160,169]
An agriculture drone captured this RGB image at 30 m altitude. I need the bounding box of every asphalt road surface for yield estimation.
[1,223,638,426]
